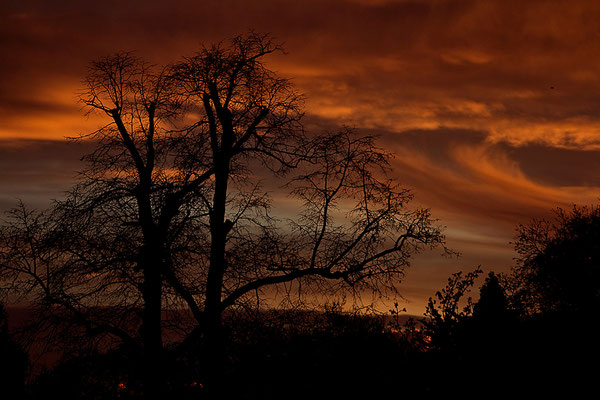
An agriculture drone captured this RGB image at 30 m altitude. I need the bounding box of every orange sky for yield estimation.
[2,0,600,313]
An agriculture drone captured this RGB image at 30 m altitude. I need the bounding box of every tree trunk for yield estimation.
[203,307,225,396]
[204,150,230,393]
[141,245,164,399]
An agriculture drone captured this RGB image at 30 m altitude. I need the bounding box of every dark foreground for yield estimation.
[2,305,598,399]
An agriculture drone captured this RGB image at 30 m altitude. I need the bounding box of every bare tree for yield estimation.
[0,33,445,397]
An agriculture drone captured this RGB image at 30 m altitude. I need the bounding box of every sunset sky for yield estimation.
[2,0,600,314]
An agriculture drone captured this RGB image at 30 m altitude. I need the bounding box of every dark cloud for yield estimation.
[0,97,77,116]
[501,142,600,187]
[378,127,488,167]
[0,139,89,209]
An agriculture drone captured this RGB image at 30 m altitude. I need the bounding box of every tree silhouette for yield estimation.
[472,272,510,321]
[421,267,482,350]
[417,232,600,397]
[509,204,600,315]
[417,270,524,396]
[0,33,445,397]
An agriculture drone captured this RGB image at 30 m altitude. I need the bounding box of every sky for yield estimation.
[2,0,600,314]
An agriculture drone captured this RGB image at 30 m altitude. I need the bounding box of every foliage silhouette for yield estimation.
[472,272,509,320]
[414,256,600,397]
[509,204,600,315]
[420,266,482,352]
